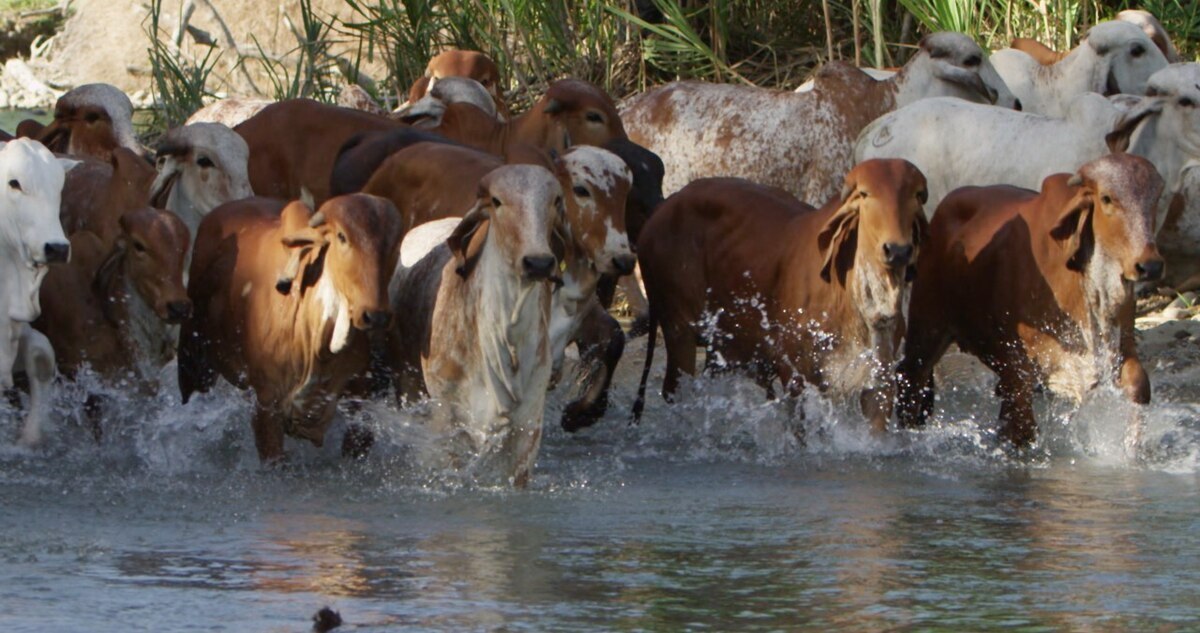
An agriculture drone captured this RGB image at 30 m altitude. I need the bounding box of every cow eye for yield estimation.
[133,241,146,253]
[1180,97,1195,108]
[858,190,869,199]
[84,111,101,123]
[337,232,347,244]
[585,111,604,123]
[572,185,590,198]
[916,190,928,204]
[1101,195,1112,205]
[1131,43,1146,58]
[7,179,20,191]
[196,156,214,168]
[492,197,502,207]
[963,55,981,67]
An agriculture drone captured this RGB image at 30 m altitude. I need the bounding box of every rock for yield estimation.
[1162,306,1188,320]
[1169,291,1198,308]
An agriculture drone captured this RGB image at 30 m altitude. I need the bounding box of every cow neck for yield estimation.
[95,250,173,379]
[547,231,594,371]
[1127,109,1200,231]
[441,103,510,155]
[465,237,552,418]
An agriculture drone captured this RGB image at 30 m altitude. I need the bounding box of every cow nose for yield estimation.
[44,242,70,264]
[1136,259,1165,282]
[361,310,391,330]
[166,300,192,323]
[522,254,557,279]
[612,253,637,275]
[882,242,913,268]
[1014,98,1022,112]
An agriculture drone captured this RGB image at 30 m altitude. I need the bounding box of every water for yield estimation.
[1,321,1199,632]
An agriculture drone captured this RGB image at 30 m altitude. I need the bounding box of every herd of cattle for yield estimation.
[0,9,1193,484]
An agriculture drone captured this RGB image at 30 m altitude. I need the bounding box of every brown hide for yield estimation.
[897,153,1165,447]
[235,100,401,205]
[59,147,157,248]
[406,49,507,117]
[35,207,191,382]
[179,193,402,462]
[634,159,928,432]
[1010,37,1067,65]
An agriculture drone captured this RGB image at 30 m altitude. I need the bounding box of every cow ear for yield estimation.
[818,204,860,284]
[447,198,491,278]
[15,119,44,140]
[1106,97,1164,153]
[277,201,325,294]
[931,59,997,104]
[1050,179,1095,272]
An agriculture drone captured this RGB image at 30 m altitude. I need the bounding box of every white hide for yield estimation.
[856,64,1200,225]
[185,98,273,128]
[795,67,896,92]
[58,83,144,155]
[990,20,1168,117]
[13,324,55,447]
[621,31,1017,202]
[151,122,253,237]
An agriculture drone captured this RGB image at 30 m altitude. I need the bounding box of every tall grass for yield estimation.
[145,0,220,130]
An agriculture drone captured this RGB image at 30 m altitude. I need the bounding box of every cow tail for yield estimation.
[631,309,656,424]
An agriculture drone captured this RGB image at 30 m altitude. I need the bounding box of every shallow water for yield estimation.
[2,324,1199,631]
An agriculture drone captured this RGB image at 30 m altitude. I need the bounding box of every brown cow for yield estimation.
[896,153,1165,448]
[1010,38,1067,65]
[59,147,158,248]
[36,208,191,383]
[178,194,402,463]
[633,159,929,434]
[18,84,144,162]
[388,165,563,486]
[405,50,507,117]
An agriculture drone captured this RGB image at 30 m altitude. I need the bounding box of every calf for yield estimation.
[151,122,254,237]
[18,84,144,162]
[0,139,76,446]
[389,165,563,486]
[622,32,1015,203]
[896,154,1164,447]
[404,51,507,117]
[179,194,401,463]
[37,208,191,383]
[633,159,929,434]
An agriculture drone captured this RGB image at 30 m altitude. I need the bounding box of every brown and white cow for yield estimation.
[633,159,929,434]
[404,50,507,118]
[178,194,402,463]
[897,154,1164,448]
[622,33,1014,203]
[151,122,254,237]
[36,207,191,384]
[389,165,563,486]
[18,84,144,162]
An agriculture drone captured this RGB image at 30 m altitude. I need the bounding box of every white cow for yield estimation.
[855,64,1200,228]
[390,165,563,487]
[990,20,1168,117]
[621,32,1018,204]
[150,122,253,237]
[0,139,76,446]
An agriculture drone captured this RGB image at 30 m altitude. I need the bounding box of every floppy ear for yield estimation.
[1049,175,1095,272]
[276,201,326,294]
[447,195,491,278]
[931,59,997,104]
[818,181,861,284]
[1106,97,1164,152]
[395,94,447,128]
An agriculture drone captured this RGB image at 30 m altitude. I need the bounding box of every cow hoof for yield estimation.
[341,424,375,459]
[626,313,651,339]
[312,606,343,632]
[561,395,608,432]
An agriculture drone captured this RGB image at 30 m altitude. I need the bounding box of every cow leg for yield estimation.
[620,272,651,338]
[561,303,624,432]
[16,326,54,448]
[342,423,375,459]
[995,368,1037,448]
[251,405,286,464]
[895,326,952,430]
[660,318,696,403]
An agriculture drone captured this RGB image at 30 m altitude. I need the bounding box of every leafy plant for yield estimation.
[144,0,220,131]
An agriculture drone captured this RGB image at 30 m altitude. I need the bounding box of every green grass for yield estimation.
[0,0,56,13]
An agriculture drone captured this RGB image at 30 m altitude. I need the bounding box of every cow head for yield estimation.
[819,159,928,325]
[25,84,143,162]
[276,194,402,353]
[1117,10,1181,63]
[99,207,192,323]
[903,32,1020,110]
[447,165,563,284]
[395,77,498,127]
[1084,21,1168,97]
[1051,154,1164,285]
[554,146,635,276]
[524,79,627,152]
[151,123,253,233]
[602,138,665,245]
[408,49,505,115]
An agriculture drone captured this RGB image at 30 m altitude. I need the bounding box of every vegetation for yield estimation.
[143,0,1200,128]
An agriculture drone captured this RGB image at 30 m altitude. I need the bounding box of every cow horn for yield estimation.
[308,211,326,227]
[1067,174,1083,187]
[543,98,564,114]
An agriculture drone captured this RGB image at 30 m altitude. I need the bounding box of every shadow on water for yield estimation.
[0,321,1197,630]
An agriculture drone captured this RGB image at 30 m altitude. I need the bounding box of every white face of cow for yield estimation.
[557,146,635,276]
[151,123,253,234]
[1085,21,1168,97]
[899,32,1020,110]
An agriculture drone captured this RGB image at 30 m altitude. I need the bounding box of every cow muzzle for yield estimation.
[165,299,193,323]
[43,242,70,264]
[882,242,914,270]
[357,309,391,331]
[1135,258,1165,283]
[612,253,637,276]
[522,254,558,281]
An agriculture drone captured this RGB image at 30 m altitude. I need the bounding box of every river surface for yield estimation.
[1,322,1199,631]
